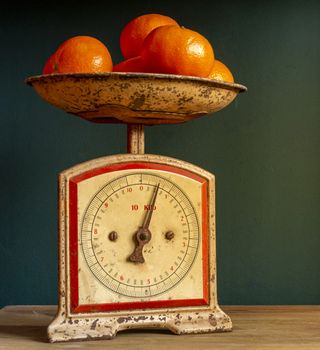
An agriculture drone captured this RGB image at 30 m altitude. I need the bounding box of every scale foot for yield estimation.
[47,307,231,342]
[48,316,118,342]
[167,309,232,335]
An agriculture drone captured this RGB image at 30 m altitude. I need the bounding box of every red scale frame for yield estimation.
[68,161,209,313]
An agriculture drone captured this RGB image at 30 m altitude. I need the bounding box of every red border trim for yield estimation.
[69,181,79,312]
[69,161,209,313]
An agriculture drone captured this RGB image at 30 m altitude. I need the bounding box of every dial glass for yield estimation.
[69,162,209,312]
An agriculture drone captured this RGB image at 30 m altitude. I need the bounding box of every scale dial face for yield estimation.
[81,172,200,298]
[69,161,210,313]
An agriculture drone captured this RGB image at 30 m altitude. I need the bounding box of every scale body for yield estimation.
[26,73,246,342]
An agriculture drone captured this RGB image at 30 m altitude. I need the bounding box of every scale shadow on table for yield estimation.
[0,325,48,343]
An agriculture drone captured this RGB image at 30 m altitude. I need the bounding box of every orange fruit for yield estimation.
[42,36,113,74]
[140,25,215,77]
[120,13,179,60]
[207,59,234,83]
[43,54,56,75]
[113,56,152,73]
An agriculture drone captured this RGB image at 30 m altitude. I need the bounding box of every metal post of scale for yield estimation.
[127,124,145,154]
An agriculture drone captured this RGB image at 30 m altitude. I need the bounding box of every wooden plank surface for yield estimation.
[0,305,320,349]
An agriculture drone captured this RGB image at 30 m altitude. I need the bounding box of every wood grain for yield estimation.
[1,305,320,349]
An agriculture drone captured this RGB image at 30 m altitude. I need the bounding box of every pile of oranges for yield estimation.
[43,13,234,83]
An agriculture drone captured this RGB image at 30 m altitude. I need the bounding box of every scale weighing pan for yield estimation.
[26,72,247,125]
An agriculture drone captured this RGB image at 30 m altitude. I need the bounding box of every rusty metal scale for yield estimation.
[26,72,246,342]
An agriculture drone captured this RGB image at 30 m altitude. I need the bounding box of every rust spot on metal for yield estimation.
[133,316,148,322]
[117,316,132,324]
[129,94,145,109]
[178,96,194,105]
[90,319,98,330]
[209,314,217,327]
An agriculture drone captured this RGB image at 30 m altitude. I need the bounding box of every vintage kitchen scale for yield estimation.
[26,72,246,342]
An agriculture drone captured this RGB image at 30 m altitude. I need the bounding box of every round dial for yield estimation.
[80,172,200,298]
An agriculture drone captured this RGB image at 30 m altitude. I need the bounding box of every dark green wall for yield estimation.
[1,0,319,306]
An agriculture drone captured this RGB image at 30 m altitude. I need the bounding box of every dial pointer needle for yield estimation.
[128,183,160,264]
[142,183,160,229]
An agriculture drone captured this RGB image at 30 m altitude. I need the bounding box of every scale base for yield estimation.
[48,307,232,342]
